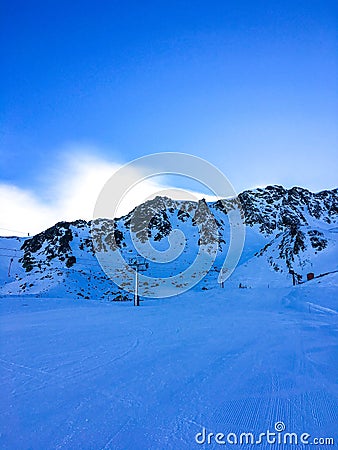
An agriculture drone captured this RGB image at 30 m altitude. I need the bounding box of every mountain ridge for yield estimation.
[1,184,337,299]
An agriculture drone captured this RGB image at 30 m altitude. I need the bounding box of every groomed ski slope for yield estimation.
[1,276,337,449]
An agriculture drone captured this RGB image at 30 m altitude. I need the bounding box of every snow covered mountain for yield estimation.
[1,185,337,299]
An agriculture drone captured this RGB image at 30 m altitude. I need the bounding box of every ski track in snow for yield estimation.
[0,284,337,450]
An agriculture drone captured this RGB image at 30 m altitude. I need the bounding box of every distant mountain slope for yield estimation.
[0,185,337,298]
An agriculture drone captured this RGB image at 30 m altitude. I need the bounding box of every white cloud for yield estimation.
[0,184,56,236]
[0,146,218,237]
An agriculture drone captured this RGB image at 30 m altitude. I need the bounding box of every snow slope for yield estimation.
[1,276,337,449]
[0,184,337,448]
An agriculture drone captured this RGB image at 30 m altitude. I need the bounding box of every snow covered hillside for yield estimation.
[0,185,337,299]
[0,184,337,449]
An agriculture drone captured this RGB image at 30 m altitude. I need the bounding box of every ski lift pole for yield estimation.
[289,269,296,286]
[134,268,139,306]
[129,257,149,306]
[8,258,13,277]
[219,267,226,288]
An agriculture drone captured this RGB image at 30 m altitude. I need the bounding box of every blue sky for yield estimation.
[0,0,337,234]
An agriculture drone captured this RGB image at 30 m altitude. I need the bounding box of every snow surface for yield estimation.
[1,276,337,449]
